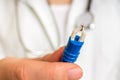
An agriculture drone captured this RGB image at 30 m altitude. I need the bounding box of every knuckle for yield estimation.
[50,68,56,80]
[13,62,28,80]
[45,63,57,80]
[50,64,62,80]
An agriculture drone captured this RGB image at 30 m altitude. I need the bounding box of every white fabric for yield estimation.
[0,41,4,59]
[50,5,70,45]
[0,0,120,80]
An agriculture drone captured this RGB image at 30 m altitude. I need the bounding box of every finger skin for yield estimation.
[35,47,64,62]
[15,59,83,80]
[0,58,83,80]
[42,47,64,62]
[0,47,83,80]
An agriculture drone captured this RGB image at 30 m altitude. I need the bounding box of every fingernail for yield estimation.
[68,67,82,80]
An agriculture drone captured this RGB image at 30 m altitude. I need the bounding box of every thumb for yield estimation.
[25,60,83,80]
[34,47,64,62]
[41,47,64,62]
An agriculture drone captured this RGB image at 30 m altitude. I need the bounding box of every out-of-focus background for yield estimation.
[0,0,120,80]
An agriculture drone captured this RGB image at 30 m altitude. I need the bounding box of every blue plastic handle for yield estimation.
[61,35,84,63]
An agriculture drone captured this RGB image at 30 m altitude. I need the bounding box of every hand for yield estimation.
[0,47,83,80]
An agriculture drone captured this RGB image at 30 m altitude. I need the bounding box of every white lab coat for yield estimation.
[0,0,120,80]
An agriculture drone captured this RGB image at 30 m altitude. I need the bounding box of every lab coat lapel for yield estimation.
[66,0,88,39]
[24,0,59,49]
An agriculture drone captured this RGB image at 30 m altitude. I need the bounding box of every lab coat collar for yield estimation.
[21,0,60,49]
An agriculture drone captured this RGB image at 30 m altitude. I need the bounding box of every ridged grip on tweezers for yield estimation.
[61,35,84,63]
